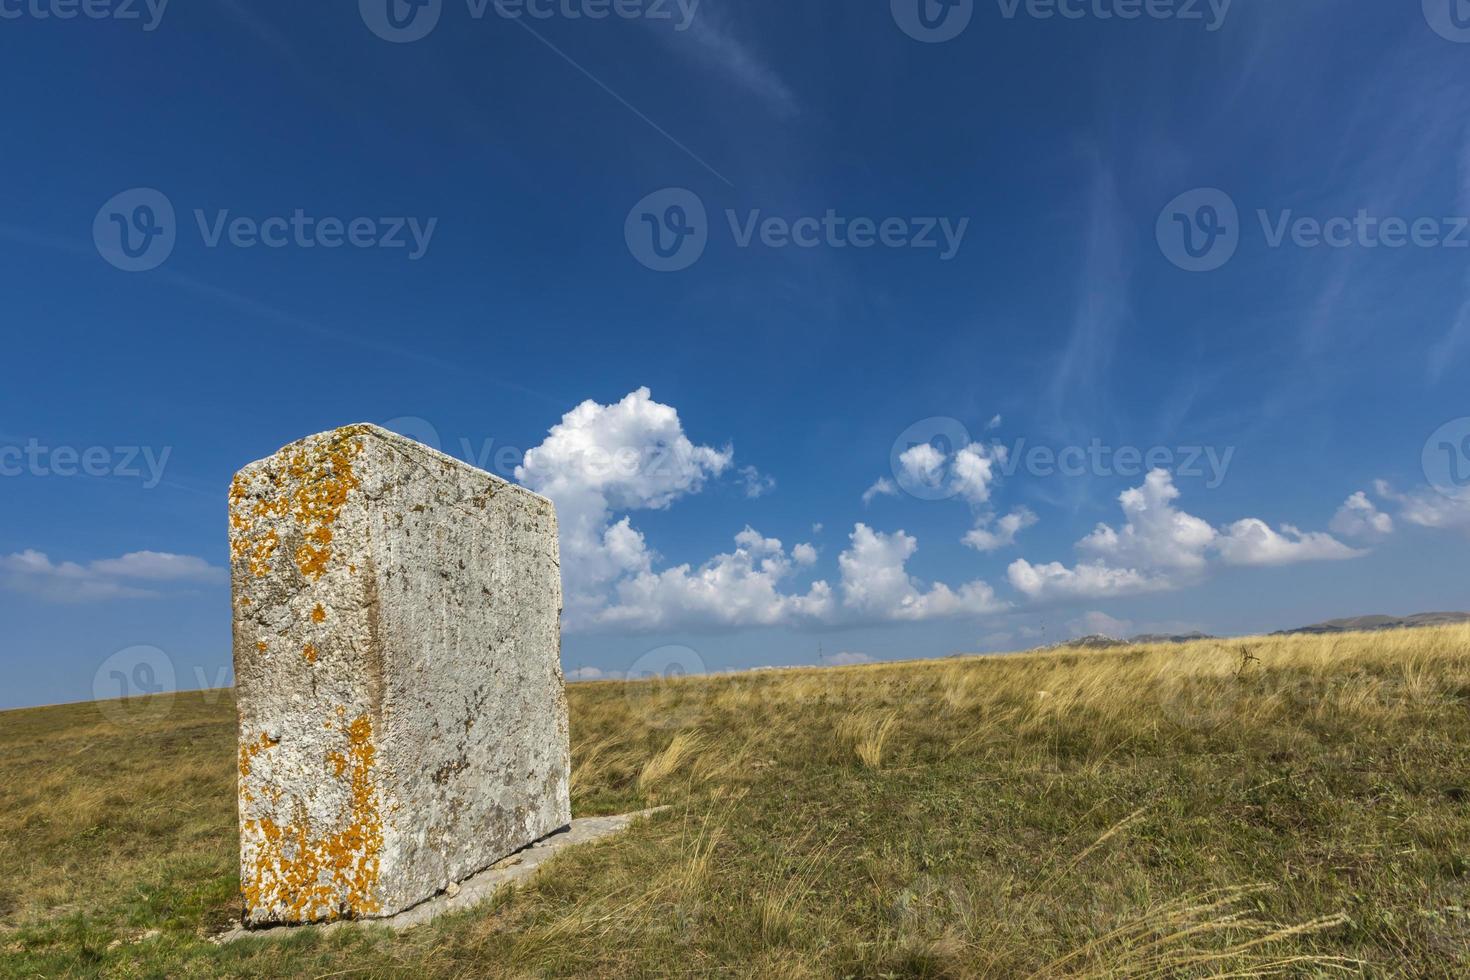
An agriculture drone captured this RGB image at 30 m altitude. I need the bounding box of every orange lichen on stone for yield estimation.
[239,731,276,780]
[229,475,285,578]
[229,429,364,584]
[241,713,384,922]
[303,643,318,664]
[311,604,327,623]
[256,642,267,653]
[287,429,363,581]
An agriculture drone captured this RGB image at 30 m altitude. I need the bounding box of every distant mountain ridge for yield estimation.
[1271,612,1470,636]
[1045,614,1467,653]
[1046,632,1216,652]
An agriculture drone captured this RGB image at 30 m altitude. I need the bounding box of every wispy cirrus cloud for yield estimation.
[652,2,799,118]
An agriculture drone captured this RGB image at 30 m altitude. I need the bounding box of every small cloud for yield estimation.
[862,477,900,506]
[1329,491,1394,540]
[811,523,824,535]
[826,651,876,667]
[566,666,621,682]
[1376,481,1470,535]
[89,551,227,582]
[1214,520,1364,566]
[986,414,1003,430]
[0,549,225,603]
[738,465,776,499]
[1007,558,1171,602]
[964,508,1038,553]
[792,543,817,566]
[890,441,1007,505]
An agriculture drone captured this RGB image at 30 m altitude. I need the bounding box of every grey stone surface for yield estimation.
[214,808,667,942]
[229,424,570,927]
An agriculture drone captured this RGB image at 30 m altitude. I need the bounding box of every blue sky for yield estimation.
[1,0,1468,709]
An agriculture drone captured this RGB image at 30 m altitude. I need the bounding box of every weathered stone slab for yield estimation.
[229,424,570,927]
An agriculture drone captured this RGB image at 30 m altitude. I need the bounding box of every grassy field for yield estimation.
[3,626,1469,978]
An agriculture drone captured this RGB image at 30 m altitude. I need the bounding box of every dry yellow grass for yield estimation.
[2,625,1469,977]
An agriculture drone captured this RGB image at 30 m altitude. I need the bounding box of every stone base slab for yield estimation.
[215,807,666,941]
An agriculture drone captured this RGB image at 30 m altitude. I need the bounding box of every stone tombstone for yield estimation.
[229,424,570,926]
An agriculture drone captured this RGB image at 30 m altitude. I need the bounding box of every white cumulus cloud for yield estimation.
[893,441,1007,506]
[515,387,733,622]
[1006,470,1359,603]
[1076,469,1217,572]
[595,527,834,632]
[1007,558,1169,601]
[1215,519,1365,566]
[839,524,1007,622]
[516,391,1017,632]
